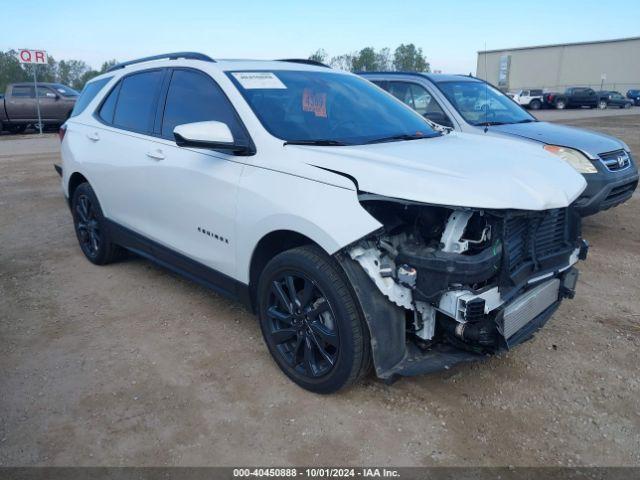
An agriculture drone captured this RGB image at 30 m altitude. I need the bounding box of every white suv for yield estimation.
[59,52,589,393]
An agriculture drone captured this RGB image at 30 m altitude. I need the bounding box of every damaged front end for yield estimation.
[338,194,589,380]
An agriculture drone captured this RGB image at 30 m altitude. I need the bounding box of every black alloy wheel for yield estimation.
[265,272,339,378]
[257,245,371,393]
[75,193,101,259]
[71,182,122,265]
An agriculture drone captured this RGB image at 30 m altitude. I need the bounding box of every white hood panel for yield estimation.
[294,132,587,211]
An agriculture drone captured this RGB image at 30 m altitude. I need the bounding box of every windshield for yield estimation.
[50,84,79,97]
[228,70,438,145]
[437,81,535,126]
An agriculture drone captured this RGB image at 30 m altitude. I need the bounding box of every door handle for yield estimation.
[87,132,100,141]
[146,149,165,161]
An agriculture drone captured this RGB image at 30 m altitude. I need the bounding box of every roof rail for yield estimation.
[276,58,331,68]
[106,52,215,72]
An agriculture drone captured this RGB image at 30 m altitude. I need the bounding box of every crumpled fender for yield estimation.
[336,251,488,379]
[335,251,407,378]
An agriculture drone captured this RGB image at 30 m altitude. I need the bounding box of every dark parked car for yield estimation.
[597,91,633,109]
[360,72,639,216]
[0,82,78,133]
[543,87,599,110]
[627,89,640,106]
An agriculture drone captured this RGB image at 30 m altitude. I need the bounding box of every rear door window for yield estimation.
[71,77,112,117]
[12,86,34,98]
[160,69,247,142]
[112,70,164,133]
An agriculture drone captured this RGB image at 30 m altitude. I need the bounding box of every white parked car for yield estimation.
[58,53,588,393]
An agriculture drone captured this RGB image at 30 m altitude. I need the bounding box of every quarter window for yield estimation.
[161,69,246,142]
[112,70,164,133]
[98,83,119,124]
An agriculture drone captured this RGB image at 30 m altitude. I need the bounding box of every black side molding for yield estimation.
[54,164,62,177]
[105,219,253,310]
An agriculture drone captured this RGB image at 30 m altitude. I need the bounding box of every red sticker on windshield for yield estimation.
[302,89,327,117]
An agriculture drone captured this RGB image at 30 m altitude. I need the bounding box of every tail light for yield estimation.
[58,124,67,142]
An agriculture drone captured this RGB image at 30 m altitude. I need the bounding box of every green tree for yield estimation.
[375,48,392,71]
[57,59,91,90]
[329,52,356,71]
[352,47,379,71]
[393,44,430,72]
[99,59,118,73]
[0,50,28,92]
[308,49,328,64]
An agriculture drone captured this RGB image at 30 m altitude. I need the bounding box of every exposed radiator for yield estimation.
[502,278,560,339]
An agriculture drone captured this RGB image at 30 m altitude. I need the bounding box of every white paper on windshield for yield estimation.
[232,72,286,89]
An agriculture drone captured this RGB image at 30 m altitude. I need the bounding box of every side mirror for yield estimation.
[45,92,58,99]
[173,121,252,155]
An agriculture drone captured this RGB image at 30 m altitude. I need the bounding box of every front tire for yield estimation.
[598,100,608,110]
[71,182,122,265]
[257,245,371,394]
[555,100,566,110]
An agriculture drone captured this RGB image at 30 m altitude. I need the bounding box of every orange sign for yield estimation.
[302,89,327,118]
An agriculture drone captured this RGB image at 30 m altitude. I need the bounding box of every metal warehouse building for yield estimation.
[476,36,640,93]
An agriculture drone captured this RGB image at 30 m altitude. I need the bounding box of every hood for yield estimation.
[487,121,625,158]
[291,132,586,211]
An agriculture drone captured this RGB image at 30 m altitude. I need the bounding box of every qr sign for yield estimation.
[18,49,48,64]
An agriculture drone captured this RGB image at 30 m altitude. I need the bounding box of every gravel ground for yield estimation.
[0,116,639,467]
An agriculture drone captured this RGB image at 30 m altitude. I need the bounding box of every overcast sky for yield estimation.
[3,0,639,73]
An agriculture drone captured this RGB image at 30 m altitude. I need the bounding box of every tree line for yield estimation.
[0,50,117,93]
[308,44,429,72]
[0,43,429,93]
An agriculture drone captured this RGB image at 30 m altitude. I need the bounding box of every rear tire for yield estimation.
[555,100,566,110]
[8,124,26,134]
[71,182,123,265]
[257,245,371,394]
[598,100,608,110]
[529,99,542,110]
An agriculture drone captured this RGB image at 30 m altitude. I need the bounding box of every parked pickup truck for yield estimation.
[542,87,599,110]
[0,82,78,133]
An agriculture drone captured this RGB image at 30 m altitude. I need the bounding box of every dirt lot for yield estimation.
[1,115,639,467]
